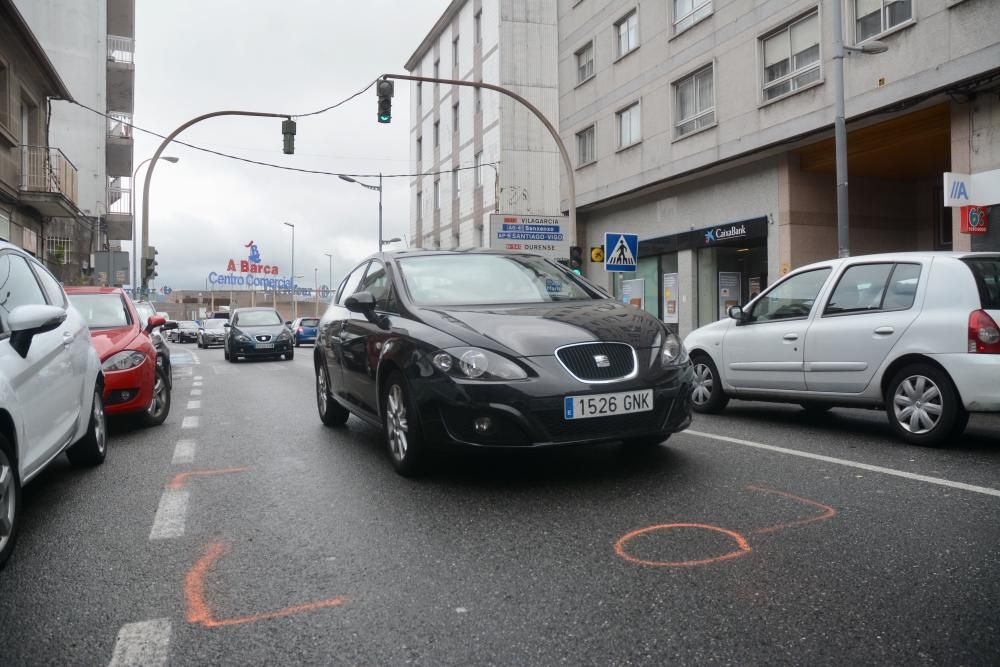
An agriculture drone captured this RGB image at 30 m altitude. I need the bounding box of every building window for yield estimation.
[577,125,596,165]
[434,179,441,209]
[416,82,422,107]
[617,102,641,148]
[474,151,483,187]
[452,102,460,134]
[762,11,821,102]
[615,10,639,58]
[0,209,10,241]
[674,0,712,33]
[416,191,423,220]
[433,59,440,87]
[475,87,482,113]
[452,168,460,199]
[674,65,715,137]
[416,137,422,162]
[475,11,482,44]
[45,236,72,265]
[434,121,440,147]
[453,36,460,71]
[0,58,9,132]
[856,0,912,42]
[576,42,595,83]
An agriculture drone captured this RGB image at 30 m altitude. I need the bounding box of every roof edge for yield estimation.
[1,0,75,102]
[404,0,464,72]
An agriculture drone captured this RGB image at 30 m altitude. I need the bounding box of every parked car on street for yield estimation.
[173,320,199,344]
[67,288,173,427]
[197,318,228,348]
[684,252,1000,446]
[314,250,694,475]
[0,242,107,570]
[133,300,173,388]
[290,317,319,346]
[224,308,294,362]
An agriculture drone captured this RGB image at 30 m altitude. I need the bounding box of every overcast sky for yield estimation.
[134,0,450,292]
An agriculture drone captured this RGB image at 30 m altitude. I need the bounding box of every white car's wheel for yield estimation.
[0,436,21,570]
[886,363,962,446]
[690,354,729,414]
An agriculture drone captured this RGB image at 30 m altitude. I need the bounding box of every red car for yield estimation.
[65,287,172,426]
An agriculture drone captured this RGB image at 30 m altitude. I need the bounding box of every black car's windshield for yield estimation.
[179,321,198,330]
[234,310,282,326]
[202,319,228,329]
[397,254,595,306]
[69,294,131,329]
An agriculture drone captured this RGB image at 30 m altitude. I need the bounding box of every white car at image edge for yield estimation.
[0,241,107,570]
[684,252,1000,446]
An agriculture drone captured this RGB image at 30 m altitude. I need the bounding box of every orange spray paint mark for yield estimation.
[184,542,347,629]
[747,485,837,535]
[167,467,250,490]
[614,523,752,568]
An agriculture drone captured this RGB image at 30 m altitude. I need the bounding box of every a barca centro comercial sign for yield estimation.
[207,240,299,291]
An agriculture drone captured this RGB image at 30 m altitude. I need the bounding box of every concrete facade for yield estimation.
[557,0,1000,337]
[406,0,562,249]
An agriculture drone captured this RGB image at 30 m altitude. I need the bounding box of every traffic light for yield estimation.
[282,118,296,154]
[143,246,159,283]
[376,79,394,123]
[569,246,584,274]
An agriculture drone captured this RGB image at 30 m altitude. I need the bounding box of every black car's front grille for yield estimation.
[255,335,272,342]
[534,400,667,442]
[555,342,635,382]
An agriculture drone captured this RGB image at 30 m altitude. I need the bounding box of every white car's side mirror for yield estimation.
[727,305,746,322]
[8,304,67,358]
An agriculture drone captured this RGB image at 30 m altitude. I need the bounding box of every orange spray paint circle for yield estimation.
[614,523,752,568]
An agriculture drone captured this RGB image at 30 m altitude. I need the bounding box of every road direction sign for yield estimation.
[605,233,638,272]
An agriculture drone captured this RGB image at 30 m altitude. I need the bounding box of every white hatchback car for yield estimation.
[684,252,1000,446]
[0,241,106,569]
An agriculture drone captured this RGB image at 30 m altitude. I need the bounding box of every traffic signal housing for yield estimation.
[282,119,296,154]
[376,79,394,123]
[569,246,584,274]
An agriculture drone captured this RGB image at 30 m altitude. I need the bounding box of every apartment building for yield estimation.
[406,0,562,249]
[0,0,82,276]
[558,0,1000,337]
[16,0,136,286]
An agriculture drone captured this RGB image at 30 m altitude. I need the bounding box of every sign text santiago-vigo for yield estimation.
[488,214,570,262]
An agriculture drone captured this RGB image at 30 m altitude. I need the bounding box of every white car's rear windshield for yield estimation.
[963,258,1000,309]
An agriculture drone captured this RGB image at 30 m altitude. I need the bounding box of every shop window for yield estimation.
[761,11,821,102]
[674,65,715,138]
[856,0,913,43]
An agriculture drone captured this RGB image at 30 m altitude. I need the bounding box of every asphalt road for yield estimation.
[1,344,998,666]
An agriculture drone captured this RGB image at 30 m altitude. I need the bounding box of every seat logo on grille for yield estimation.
[594,354,611,368]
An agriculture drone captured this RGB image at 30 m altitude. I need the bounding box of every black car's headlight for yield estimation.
[652,331,688,368]
[103,350,147,372]
[277,331,291,341]
[431,347,528,380]
[236,334,251,343]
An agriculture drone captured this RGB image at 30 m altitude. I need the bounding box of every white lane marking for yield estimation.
[108,618,171,667]
[187,400,201,410]
[192,381,203,387]
[191,353,201,365]
[181,416,199,429]
[685,430,1000,499]
[194,375,203,380]
[190,389,202,396]
[149,489,190,540]
[171,440,196,465]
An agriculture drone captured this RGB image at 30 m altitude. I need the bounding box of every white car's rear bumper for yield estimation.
[929,353,1000,412]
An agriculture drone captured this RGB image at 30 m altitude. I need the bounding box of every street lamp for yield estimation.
[283,222,296,319]
[324,252,333,296]
[831,0,888,258]
[132,155,179,294]
[339,173,383,252]
[380,237,402,248]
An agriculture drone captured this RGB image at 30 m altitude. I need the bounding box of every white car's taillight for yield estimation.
[968,310,1000,354]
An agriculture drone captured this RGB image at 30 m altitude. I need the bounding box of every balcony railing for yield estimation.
[20,146,78,205]
[107,186,132,215]
[107,111,133,138]
[107,35,134,64]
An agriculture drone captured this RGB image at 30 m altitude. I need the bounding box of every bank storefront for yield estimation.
[613,217,769,336]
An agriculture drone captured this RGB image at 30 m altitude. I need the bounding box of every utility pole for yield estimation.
[284,221,296,320]
[314,267,319,316]
[379,172,383,254]
[324,253,333,296]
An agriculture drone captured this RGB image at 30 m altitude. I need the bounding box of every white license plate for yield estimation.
[256,343,274,349]
[564,389,653,420]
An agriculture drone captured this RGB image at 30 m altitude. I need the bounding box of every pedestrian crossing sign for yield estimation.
[604,233,639,272]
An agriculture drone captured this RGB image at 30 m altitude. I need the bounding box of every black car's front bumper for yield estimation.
[201,333,225,347]
[229,339,293,357]
[414,355,694,448]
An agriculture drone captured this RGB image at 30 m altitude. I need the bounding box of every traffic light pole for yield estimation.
[381,74,577,245]
[140,110,294,291]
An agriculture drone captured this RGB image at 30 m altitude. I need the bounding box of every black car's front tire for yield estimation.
[316,360,349,427]
[382,371,425,476]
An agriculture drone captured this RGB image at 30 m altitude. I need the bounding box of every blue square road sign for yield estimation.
[604,233,639,272]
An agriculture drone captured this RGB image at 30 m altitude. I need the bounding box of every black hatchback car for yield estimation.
[224,308,294,362]
[314,250,694,475]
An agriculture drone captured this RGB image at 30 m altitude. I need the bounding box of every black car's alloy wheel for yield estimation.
[316,361,349,426]
[0,435,21,570]
[382,372,424,476]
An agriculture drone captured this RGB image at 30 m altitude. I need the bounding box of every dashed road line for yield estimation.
[181,416,199,429]
[149,489,190,540]
[107,618,171,667]
[194,375,203,381]
[171,440,196,465]
[187,400,201,410]
[190,389,202,396]
[192,381,203,387]
[685,430,1000,499]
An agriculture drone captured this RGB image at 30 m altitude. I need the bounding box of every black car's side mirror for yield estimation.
[285,321,292,326]
[345,291,376,314]
[162,320,179,331]
[223,322,231,328]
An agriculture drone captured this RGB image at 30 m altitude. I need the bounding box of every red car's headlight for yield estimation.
[102,350,147,372]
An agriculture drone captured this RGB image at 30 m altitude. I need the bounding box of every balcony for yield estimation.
[104,183,133,241]
[18,146,79,218]
[106,111,134,177]
[107,35,134,65]
[107,35,135,111]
